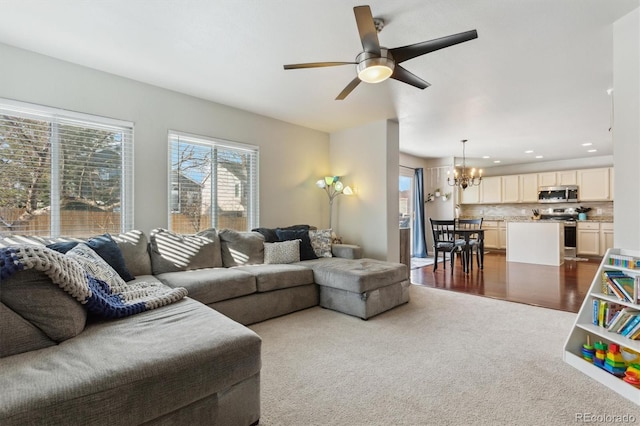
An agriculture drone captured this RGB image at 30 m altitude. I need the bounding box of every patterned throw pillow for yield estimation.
[263,240,300,264]
[309,229,333,258]
[66,243,126,288]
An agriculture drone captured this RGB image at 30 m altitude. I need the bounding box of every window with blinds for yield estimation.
[0,99,134,237]
[169,131,259,233]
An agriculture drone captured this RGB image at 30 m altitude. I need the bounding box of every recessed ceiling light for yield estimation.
[535,155,543,159]
[582,142,592,146]
[524,150,534,154]
[482,155,490,159]
[493,160,501,164]
[607,88,613,95]
[588,149,597,153]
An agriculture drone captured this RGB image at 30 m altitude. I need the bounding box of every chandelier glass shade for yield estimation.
[447,139,482,190]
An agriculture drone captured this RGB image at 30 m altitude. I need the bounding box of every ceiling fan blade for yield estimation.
[391,66,430,89]
[284,62,356,70]
[353,5,381,55]
[389,29,478,64]
[335,77,361,100]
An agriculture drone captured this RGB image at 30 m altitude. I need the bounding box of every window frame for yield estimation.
[0,97,134,237]
[168,130,259,232]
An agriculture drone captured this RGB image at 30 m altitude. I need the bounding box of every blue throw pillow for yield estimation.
[275,229,318,261]
[47,234,135,282]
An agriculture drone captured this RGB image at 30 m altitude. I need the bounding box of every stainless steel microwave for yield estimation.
[538,186,579,203]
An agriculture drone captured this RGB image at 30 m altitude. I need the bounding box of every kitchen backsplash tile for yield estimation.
[460,201,613,221]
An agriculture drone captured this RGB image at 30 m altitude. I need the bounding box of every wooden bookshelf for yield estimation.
[563,248,640,405]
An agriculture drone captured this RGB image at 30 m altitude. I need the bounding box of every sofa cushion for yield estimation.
[47,234,135,282]
[251,224,312,243]
[219,229,265,267]
[149,228,222,274]
[263,240,300,264]
[234,264,315,292]
[0,298,262,425]
[111,230,152,277]
[298,257,408,293]
[156,268,257,305]
[0,269,87,343]
[0,302,57,358]
[309,229,333,258]
[276,229,317,261]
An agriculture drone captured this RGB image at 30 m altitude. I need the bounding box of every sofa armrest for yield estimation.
[331,244,362,259]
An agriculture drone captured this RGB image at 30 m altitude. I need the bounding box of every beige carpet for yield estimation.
[250,285,640,425]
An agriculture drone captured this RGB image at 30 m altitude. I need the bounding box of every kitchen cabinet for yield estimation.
[520,173,539,203]
[538,172,558,187]
[458,184,480,204]
[457,167,614,205]
[480,176,502,203]
[577,168,610,201]
[482,220,506,249]
[577,222,600,256]
[538,170,577,187]
[600,222,614,255]
[609,167,614,200]
[499,221,507,249]
[557,170,577,185]
[483,220,500,249]
[502,175,519,203]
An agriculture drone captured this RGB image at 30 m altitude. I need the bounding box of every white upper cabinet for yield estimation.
[538,170,577,187]
[557,170,577,185]
[458,184,480,204]
[538,172,558,187]
[481,176,502,203]
[457,167,614,204]
[519,173,539,203]
[501,175,520,203]
[577,168,610,201]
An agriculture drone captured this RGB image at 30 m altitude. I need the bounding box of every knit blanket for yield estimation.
[0,245,188,318]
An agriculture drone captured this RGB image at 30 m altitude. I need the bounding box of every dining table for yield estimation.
[455,228,485,273]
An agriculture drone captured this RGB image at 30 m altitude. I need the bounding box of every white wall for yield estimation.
[0,43,330,234]
[613,9,640,250]
[330,120,399,261]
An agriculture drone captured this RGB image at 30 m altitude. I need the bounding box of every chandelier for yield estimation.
[447,139,482,190]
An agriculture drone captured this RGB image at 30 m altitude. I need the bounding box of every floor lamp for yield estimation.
[316,176,353,230]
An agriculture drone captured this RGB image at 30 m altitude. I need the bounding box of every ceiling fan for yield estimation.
[283,5,478,100]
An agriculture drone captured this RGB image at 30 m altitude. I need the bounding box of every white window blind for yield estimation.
[169,131,259,233]
[0,98,134,237]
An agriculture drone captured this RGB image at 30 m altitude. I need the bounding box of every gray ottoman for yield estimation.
[301,258,410,319]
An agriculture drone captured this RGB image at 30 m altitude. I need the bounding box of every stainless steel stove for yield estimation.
[539,208,578,257]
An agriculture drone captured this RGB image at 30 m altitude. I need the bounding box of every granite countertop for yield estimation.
[460,215,614,223]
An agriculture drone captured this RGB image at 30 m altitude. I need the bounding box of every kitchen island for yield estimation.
[506,221,565,266]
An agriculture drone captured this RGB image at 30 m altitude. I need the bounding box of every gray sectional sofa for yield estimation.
[0,226,409,425]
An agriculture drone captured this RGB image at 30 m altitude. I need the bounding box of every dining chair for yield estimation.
[429,219,466,272]
[455,218,483,270]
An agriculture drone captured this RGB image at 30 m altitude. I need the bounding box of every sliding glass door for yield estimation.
[399,170,413,255]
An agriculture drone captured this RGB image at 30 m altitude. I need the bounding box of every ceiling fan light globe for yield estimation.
[356,50,395,84]
[358,64,393,83]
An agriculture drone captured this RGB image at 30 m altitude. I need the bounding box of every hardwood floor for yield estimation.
[411,251,601,313]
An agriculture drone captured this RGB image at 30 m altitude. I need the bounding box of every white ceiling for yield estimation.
[0,0,637,168]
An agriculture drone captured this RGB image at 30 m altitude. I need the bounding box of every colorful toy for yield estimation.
[603,343,627,377]
[623,363,640,387]
[581,336,595,363]
[593,341,608,368]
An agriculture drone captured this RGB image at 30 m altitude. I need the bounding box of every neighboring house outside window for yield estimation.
[0,99,134,237]
[168,131,259,233]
